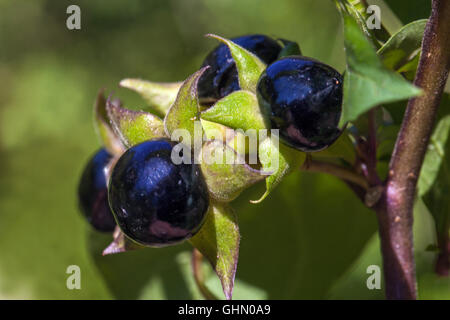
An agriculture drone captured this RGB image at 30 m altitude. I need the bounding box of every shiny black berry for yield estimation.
[257,56,343,152]
[198,34,282,103]
[78,148,116,232]
[108,138,209,247]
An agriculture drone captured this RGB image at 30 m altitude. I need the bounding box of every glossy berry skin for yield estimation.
[78,148,116,232]
[257,56,343,152]
[108,138,209,247]
[198,34,282,103]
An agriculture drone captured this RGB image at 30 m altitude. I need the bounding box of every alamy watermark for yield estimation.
[66,5,81,30]
[66,265,81,290]
[366,265,381,290]
[366,5,381,30]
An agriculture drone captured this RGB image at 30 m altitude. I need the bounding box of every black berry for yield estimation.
[257,56,343,152]
[198,34,282,103]
[108,138,209,247]
[78,148,116,232]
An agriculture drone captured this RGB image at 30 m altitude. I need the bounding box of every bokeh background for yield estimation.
[0,0,447,299]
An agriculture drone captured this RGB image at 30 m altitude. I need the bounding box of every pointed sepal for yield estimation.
[94,90,125,155]
[201,90,269,132]
[120,79,182,117]
[106,98,165,148]
[206,34,266,93]
[164,68,208,149]
[189,201,240,300]
[200,139,265,202]
[252,134,306,203]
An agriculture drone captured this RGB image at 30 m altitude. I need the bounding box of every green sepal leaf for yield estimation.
[201,90,269,132]
[206,34,266,93]
[201,119,229,140]
[278,39,302,58]
[201,119,255,156]
[200,140,265,202]
[377,19,427,71]
[340,14,422,123]
[189,201,240,300]
[164,68,207,148]
[106,98,165,148]
[120,79,182,117]
[252,135,306,203]
[102,227,145,256]
[94,90,125,155]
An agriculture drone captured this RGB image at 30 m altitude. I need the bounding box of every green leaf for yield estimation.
[120,79,182,117]
[378,19,427,71]
[189,201,240,300]
[278,39,302,57]
[336,0,374,42]
[419,111,450,246]
[106,98,165,148]
[200,140,265,202]
[201,90,269,132]
[206,34,266,93]
[418,114,450,196]
[397,53,421,81]
[164,68,207,148]
[340,15,422,123]
[94,91,125,155]
[252,135,306,203]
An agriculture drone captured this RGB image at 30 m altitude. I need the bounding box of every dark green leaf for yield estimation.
[277,39,302,57]
[340,15,421,123]
[378,19,427,71]
[397,53,421,81]
[189,202,240,300]
[106,98,165,147]
[420,111,450,245]
[418,114,450,196]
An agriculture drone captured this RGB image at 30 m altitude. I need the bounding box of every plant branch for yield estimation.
[301,158,369,190]
[191,249,218,300]
[375,0,450,299]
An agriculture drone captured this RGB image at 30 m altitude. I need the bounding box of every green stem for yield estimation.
[301,158,369,190]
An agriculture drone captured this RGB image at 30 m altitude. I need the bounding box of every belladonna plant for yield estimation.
[78,0,450,300]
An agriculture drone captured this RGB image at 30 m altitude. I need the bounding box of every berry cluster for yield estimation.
[78,34,343,247]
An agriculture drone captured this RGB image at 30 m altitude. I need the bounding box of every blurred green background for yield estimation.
[0,0,447,299]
